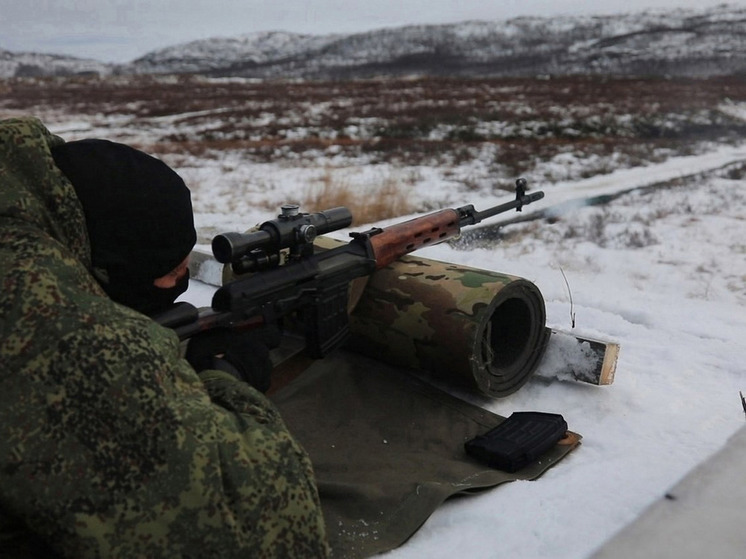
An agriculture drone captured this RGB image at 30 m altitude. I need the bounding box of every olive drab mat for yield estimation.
[205,228,596,557]
[271,350,581,558]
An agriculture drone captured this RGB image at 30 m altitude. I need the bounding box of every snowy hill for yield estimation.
[1,5,745,79]
[131,5,746,78]
[0,48,112,78]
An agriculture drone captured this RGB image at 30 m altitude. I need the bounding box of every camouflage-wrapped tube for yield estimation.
[344,252,550,398]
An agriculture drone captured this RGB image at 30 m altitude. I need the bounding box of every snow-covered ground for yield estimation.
[39,110,745,558]
[177,144,746,559]
[374,154,746,559]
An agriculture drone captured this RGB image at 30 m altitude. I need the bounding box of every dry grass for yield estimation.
[303,168,415,225]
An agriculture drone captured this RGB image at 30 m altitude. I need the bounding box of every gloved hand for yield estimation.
[186,328,273,393]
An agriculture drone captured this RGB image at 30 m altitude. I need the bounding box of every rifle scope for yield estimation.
[212,205,353,264]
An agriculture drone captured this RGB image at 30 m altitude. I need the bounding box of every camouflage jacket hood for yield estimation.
[0,117,328,557]
[0,117,91,266]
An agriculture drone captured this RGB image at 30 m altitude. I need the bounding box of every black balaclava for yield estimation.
[51,139,197,315]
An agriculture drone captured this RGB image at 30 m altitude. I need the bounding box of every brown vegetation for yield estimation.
[3,74,745,159]
[2,74,745,219]
[302,168,415,225]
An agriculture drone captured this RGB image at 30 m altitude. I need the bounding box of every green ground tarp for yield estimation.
[272,350,580,558]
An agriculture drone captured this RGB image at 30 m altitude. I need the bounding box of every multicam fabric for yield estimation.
[347,253,549,398]
[0,117,328,558]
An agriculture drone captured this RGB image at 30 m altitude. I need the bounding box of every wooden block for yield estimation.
[539,329,619,385]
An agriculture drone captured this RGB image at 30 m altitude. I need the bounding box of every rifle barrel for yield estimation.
[462,190,544,226]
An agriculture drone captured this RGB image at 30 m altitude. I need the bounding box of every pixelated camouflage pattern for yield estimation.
[0,117,328,557]
[345,252,549,397]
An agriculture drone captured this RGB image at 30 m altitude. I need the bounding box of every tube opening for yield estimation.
[484,298,533,370]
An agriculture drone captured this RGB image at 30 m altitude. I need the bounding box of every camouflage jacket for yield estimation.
[0,117,328,558]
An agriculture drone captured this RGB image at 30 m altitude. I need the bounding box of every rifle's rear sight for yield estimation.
[212,205,353,268]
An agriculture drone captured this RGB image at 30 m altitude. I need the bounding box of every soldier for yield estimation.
[0,117,328,557]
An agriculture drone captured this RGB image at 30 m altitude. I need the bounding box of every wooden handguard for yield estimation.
[367,209,461,269]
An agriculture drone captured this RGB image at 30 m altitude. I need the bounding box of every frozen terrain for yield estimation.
[6,78,744,558]
[178,144,746,558]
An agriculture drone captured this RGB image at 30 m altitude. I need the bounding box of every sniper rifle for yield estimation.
[155,178,544,358]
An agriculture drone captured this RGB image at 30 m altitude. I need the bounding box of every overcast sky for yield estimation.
[0,0,734,63]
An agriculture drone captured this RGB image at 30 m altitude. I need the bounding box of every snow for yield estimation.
[31,96,743,556]
[176,141,746,558]
[383,173,745,558]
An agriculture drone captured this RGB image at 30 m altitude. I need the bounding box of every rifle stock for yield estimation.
[157,179,544,358]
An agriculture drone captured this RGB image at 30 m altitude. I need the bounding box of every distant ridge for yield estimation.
[2,5,744,79]
[0,49,111,78]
